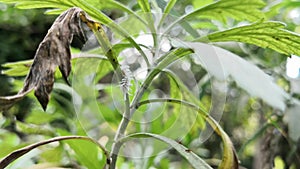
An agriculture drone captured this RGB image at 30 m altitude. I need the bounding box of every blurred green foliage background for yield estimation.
[1,0,300,168]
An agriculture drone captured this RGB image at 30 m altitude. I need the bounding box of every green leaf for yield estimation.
[137,0,151,12]
[14,1,69,9]
[116,11,148,38]
[120,132,213,169]
[192,0,213,9]
[156,48,194,70]
[2,59,32,76]
[137,0,157,48]
[0,135,108,169]
[58,130,107,169]
[65,139,105,169]
[191,21,218,30]
[16,121,54,136]
[0,0,151,67]
[25,109,55,124]
[44,8,66,15]
[200,21,300,56]
[136,99,239,168]
[164,70,205,128]
[130,48,194,113]
[163,0,176,16]
[0,0,72,8]
[78,0,148,26]
[158,0,176,28]
[164,0,265,34]
[0,130,21,158]
[156,0,200,38]
[186,0,266,22]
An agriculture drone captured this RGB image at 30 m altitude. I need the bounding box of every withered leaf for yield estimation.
[0,7,94,111]
[0,89,33,111]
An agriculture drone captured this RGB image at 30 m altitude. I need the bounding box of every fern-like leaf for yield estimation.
[198,21,300,56]
[188,0,266,22]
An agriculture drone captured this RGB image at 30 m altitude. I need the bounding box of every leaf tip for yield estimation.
[34,90,50,111]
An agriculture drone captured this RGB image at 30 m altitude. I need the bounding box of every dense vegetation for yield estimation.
[1,0,300,168]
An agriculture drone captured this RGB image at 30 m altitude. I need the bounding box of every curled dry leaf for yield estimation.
[0,7,97,111]
[0,89,33,111]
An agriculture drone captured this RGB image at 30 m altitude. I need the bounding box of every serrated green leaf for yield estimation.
[120,133,213,169]
[187,0,266,22]
[200,21,300,56]
[164,0,265,34]
[191,21,218,30]
[192,0,213,9]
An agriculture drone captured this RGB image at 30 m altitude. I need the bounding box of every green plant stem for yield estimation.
[79,12,130,168]
[109,68,161,169]
[110,94,130,168]
[109,48,194,168]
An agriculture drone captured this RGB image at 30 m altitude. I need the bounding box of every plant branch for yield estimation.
[79,11,131,168]
[109,67,160,169]
[109,48,194,168]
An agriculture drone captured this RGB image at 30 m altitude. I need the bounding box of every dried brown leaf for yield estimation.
[20,7,87,110]
[0,89,33,111]
[0,7,91,111]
